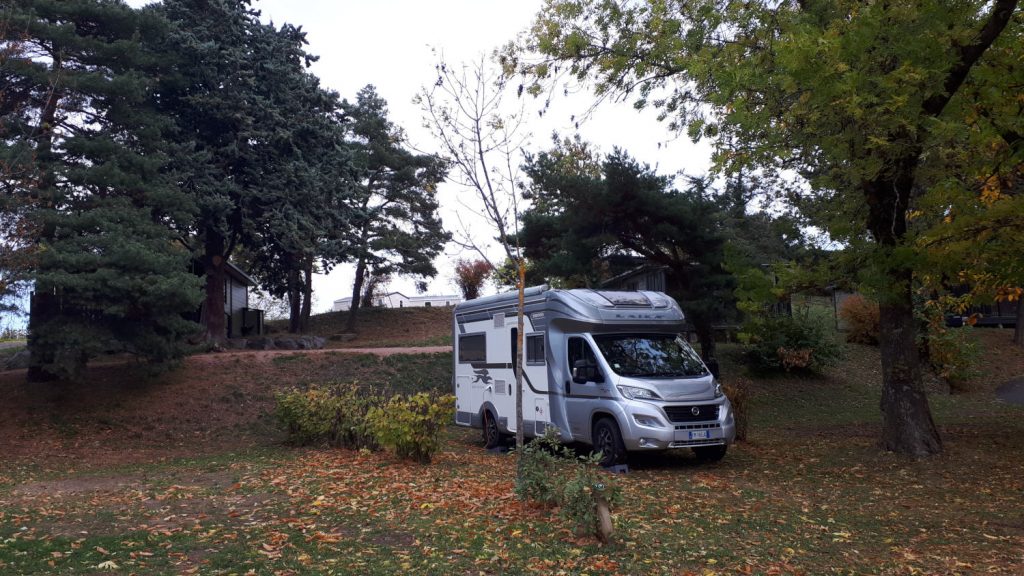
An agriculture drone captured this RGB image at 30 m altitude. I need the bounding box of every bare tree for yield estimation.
[417,54,530,449]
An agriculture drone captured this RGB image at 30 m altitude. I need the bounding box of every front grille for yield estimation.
[664,404,719,423]
[674,422,721,431]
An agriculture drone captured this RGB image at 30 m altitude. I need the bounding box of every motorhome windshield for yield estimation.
[593,333,708,378]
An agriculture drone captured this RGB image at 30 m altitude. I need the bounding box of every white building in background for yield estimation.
[332,292,462,312]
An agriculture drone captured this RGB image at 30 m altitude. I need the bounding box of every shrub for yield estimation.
[514,429,622,543]
[740,309,842,374]
[275,382,382,449]
[366,393,455,463]
[275,387,340,446]
[920,306,980,391]
[722,382,749,441]
[839,294,880,344]
[560,454,622,543]
[515,428,571,506]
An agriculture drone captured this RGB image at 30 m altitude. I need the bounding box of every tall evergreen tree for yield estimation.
[521,144,734,362]
[1,0,201,380]
[342,85,449,332]
[237,23,354,334]
[148,0,353,339]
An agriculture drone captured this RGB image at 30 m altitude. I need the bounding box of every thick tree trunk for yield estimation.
[345,256,367,333]
[865,167,942,457]
[866,0,1015,451]
[878,286,943,456]
[286,259,301,334]
[300,258,313,332]
[1014,297,1023,347]
[26,288,58,382]
[203,232,227,343]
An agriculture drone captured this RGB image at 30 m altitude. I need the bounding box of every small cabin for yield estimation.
[191,260,264,338]
[223,262,264,338]
[599,265,668,293]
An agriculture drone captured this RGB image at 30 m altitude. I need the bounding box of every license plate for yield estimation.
[688,430,709,440]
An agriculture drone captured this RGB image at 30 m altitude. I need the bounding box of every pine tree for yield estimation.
[148,0,355,339]
[521,145,734,361]
[1,0,202,380]
[342,85,449,332]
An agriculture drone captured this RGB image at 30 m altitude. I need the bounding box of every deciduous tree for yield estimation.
[512,0,1022,456]
[418,55,531,449]
[454,258,492,300]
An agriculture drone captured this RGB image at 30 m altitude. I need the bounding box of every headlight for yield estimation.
[617,385,662,400]
[714,380,724,398]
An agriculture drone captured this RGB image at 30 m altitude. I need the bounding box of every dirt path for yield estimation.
[0,345,452,375]
[189,345,452,363]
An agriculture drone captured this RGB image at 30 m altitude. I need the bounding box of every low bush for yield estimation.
[366,392,455,463]
[514,428,622,543]
[920,306,980,391]
[515,429,571,506]
[560,455,621,543]
[275,382,382,449]
[839,294,880,344]
[740,309,842,374]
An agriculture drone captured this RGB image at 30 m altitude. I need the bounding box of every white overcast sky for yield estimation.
[134,0,713,311]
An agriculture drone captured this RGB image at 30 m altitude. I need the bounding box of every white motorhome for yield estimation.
[452,286,735,465]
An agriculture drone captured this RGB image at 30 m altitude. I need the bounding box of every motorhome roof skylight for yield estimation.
[646,293,670,308]
[594,290,652,307]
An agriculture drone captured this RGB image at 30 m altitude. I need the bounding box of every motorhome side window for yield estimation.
[458,333,486,363]
[526,334,544,364]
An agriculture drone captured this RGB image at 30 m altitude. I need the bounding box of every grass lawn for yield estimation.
[0,331,1022,574]
[267,306,454,348]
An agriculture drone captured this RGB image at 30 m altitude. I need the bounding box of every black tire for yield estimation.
[482,410,502,449]
[692,444,728,463]
[592,417,626,467]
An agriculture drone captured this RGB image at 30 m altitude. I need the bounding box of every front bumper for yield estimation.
[619,398,735,451]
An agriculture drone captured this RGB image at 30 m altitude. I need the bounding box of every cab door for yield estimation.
[564,335,605,441]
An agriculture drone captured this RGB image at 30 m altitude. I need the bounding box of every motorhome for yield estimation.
[452,286,735,465]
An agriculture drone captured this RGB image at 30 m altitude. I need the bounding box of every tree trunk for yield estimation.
[345,256,367,333]
[26,54,62,383]
[26,288,58,382]
[203,232,227,343]
[515,260,525,450]
[594,490,614,544]
[287,258,301,334]
[300,258,313,332]
[865,167,942,457]
[878,288,943,456]
[1014,297,1023,347]
[693,320,719,377]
